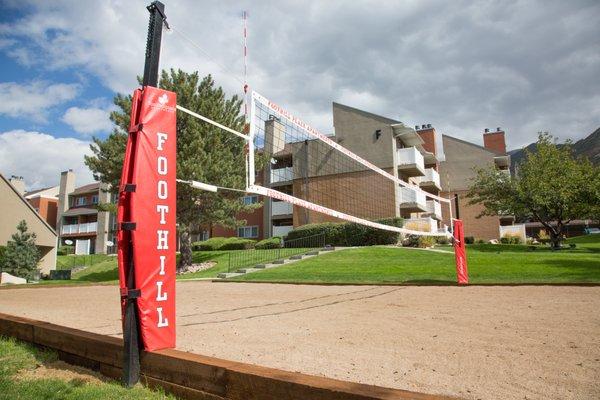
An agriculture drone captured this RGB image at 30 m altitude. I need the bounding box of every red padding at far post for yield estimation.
[453,219,469,285]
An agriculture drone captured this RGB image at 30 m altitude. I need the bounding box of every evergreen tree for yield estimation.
[2,220,40,280]
[85,69,261,270]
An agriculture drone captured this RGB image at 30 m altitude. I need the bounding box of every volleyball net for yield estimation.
[179,90,452,237]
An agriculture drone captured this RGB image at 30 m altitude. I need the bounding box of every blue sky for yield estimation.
[0,0,599,190]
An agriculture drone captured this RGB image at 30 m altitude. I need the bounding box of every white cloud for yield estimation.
[0,130,94,190]
[0,0,599,149]
[0,80,80,122]
[62,106,113,135]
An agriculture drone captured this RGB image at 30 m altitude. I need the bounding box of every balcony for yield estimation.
[273,225,294,238]
[416,168,441,191]
[271,201,293,216]
[425,200,442,220]
[399,187,427,213]
[270,167,293,184]
[403,217,437,234]
[397,147,425,177]
[61,222,97,235]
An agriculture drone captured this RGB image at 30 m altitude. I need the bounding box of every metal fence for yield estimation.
[227,233,326,273]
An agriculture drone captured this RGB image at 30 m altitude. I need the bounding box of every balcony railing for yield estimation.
[400,187,427,208]
[426,200,442,220]
[273,225,294,237]
[403,217,437,233]
[271,201,293,216]
[270,167,293,183]
[397,147,425,176]
[417,168,441,190]
[61,222,97,235]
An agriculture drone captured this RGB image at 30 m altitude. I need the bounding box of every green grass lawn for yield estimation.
[51,247,314,283]
[44,235,600,286]
[230,235,600,285]
[0,336,174,399]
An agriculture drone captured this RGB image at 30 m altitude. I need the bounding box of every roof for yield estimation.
[25,186,53,197]
[442,134,505,156]
[0,174,56,236]
[71,182,100,195]
[24,185,59,199]
[332,102,400,125]
[62,207,98,217]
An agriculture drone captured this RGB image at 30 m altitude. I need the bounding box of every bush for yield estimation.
[192,237,227,251]
[417,236,436,248]
[464,236,475,244]
[435,236,449,245]
[476,239,486,244]
[501,234,522,244]
[255,237,282,249]
[286,217,404,247]
[192,237,256,251]
[220,237,256,250]
[57,245,74,256]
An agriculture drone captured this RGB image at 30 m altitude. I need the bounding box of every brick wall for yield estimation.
[483,131,506,154]
[212,205,265,240]
[441,190,500,240]
[292,169,396,226]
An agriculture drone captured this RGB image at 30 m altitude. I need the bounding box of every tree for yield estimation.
[85,69,261,270]
[468,132,600,249]
[2,220,40,280]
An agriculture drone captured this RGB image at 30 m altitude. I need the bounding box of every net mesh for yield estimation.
[248,91,449,236]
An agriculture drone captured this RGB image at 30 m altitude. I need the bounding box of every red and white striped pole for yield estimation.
[243,10,249,122]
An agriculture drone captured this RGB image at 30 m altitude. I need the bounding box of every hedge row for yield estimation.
[285,217,404,246]
[255,237,282,249]
[192,237,256,251]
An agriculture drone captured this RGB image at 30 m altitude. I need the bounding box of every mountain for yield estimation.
[509,127,600,172]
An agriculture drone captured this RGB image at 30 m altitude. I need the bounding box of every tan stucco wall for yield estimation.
[0,175,57,274]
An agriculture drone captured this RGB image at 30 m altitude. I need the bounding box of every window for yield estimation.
[242,195,259,205]
[92,195,99,204]
[237,226,258,238]
[76,197,86,206]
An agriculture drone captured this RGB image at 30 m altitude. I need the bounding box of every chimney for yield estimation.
[483,127,506,154]
[57,170,75,231]
[8,175,25,196]
[416,124,436,156]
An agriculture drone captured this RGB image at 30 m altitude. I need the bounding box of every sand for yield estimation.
[1,282,598,399]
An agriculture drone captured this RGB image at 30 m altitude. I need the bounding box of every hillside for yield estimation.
[510,127,600,171]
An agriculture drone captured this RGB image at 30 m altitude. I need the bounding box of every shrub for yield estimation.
[538,229,550,244]
[219,237,256,250]
[57,245,74,256]
[255,237,282,249]
[464,236,475,244]
[436,236,449,245]
[417,236,436,248]
[286,218,404,246]
[476,239,485,244]
[193,237,228,251]
[501,234,522,244]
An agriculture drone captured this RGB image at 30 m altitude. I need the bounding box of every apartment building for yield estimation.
[205,102,511,241]
[24,185,59,230]
[439,128,513,239]
[1,174,57,274]
[56,170,115,254]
